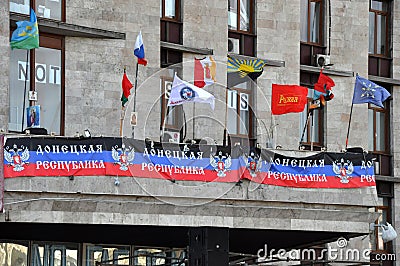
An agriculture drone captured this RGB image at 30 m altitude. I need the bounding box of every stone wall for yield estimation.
[0,2,9,131]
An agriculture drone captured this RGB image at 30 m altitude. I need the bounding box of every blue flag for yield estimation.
[10,9,39,50]
[352,75,390,108]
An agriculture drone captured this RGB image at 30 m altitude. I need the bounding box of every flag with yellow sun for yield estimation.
[227,56,266,88]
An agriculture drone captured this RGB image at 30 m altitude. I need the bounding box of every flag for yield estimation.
[352,75,390,108]
[194,56,216,88]
[168,74,215,110]
[10,9,39,50]
[271,84,308,115]
[314,71,335,93]
[227,56,265,87]
[121,70,133,107]
[134,31,147,66]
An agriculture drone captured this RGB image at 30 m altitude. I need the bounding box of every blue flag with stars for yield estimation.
[352,75,390,108]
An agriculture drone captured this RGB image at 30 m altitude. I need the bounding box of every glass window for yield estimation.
[228,0,255,56]
[160,76,183,139]
[9,0,30,15]
[9,44,63,134]
[85,244,130,266]
[0,242,28,265]
[299,73,325,149]
[160,0,178,20]
[31,243,78,266]
[369,0,389,55]
[10,0,63,20]
[368,99,390,153]
[35,0,62,20]
[35,47,62,134]
[300,0,323,44]
[228,0,251,31]
[226,82,252,138]
[134,248,166,266]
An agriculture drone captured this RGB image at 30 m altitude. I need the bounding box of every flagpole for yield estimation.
[299,109,312,149]
[223,89,228,146]
[132,62,139,139]
[21,50,29,132]
[345,73,358,150]
[120,66,127,136]
[192,103,195,139]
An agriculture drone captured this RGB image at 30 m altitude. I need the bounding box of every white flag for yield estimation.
[168,74,215,110]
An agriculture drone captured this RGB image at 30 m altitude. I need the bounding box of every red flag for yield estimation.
[314,71,335,93]
[194,58,206,88]
[271,84,308,115]
[121,71,133,106]
[194,56,216,88]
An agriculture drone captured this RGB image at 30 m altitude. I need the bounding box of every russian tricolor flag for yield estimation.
[134,31,147,66]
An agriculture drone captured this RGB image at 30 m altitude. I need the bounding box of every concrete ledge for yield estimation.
[369,75,400,86]
[300,65,354,77]
[10,12,125,39]
[228,53,285,67]
[161,41,213,55]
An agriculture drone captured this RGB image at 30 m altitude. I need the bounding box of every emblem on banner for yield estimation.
[243,152,262,178]
[4,144,30,172]
[112,144,135,171]
[210,151,231,177]
[180,87,195,101]
[332,158,354,183]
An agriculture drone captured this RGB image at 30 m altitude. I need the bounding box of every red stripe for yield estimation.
[4,163,375,188]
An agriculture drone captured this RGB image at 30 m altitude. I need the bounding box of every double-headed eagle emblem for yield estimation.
[210,151,232,177]
[243,152,263,178]
[4,144,30,172]
[111,143,135,171]
[332,158,354,183]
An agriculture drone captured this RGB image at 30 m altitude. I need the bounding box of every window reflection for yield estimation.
[10,0,62,20]
[85,245,130,266]
[0,242,28,266]
[32,243,78,266]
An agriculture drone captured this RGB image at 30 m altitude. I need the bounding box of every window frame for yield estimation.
[300,0,324,45]
[369,0,390,57]
[228,0,256,56]
[226,83,254,146]
[8,29,65,134]
[160,0,180,21]
[299,72,325,150]
[160,76,182,131]
[368,101,390,154]
[9,0,66,21]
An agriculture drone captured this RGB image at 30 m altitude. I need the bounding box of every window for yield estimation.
[227,82,253,146]
[84,244,130,266]
[368,0,391,78]
[160,0,182,67]
[228,0,255,56]
[0,242,28,265]
[9,34,64,134]
[300,0,323,44]
[370,182,393,261]
[368,100,390,153]
[31,242,78,266]
[10,0,64,21]
[299,72,324,150]
[160,76,183,142]
[368,85,391,176]
[369,0,389,56]
[300,0,326,66]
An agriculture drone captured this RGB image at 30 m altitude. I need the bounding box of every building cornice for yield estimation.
[10,12,125,39]
[300,65,354,77]
[160,41,213,55]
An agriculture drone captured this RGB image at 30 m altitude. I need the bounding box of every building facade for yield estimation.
[0,0,399,265]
